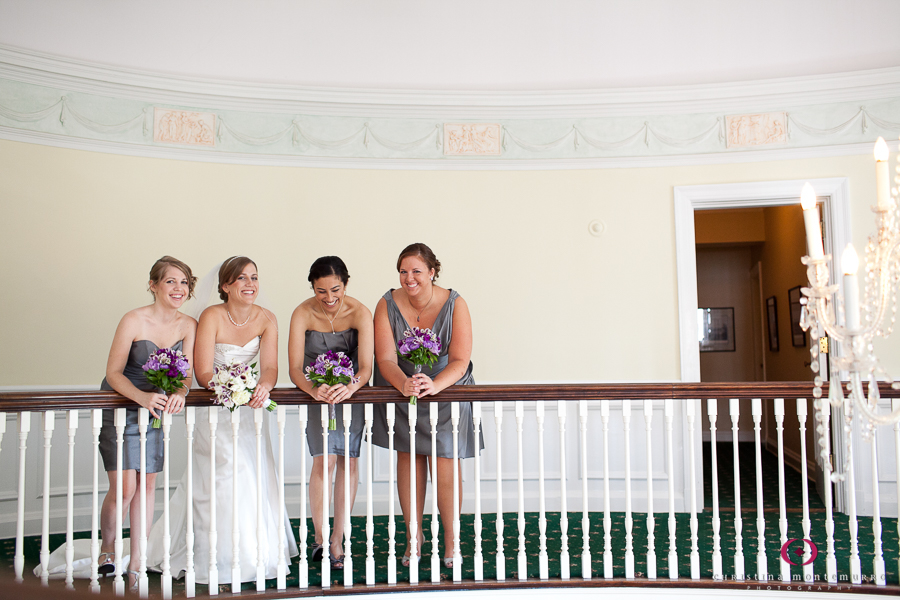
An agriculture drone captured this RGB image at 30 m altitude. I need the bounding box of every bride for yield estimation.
[147,256,298,585]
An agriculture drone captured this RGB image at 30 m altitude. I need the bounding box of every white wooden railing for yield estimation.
[0,382,898,597]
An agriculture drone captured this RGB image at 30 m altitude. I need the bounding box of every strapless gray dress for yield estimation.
[98,339,182,473]
[304,328,365,458]
[372,289,482,458]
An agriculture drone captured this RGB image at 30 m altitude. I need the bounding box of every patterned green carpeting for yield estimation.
[1,443,897,593]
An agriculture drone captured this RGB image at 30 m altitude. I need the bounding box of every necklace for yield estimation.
[227,308,251,327]
[412,287,435,322]
[322,296,344,334]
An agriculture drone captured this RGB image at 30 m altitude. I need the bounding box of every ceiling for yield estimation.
[1,0,899,92]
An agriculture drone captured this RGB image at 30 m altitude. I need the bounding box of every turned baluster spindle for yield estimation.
[184,407,196,598]
[579,399,591,580]
[114,408,126,595]
[494,401,505,581]
[600,400,611,579]
[643,400,656,580]
[254,407,265,591]
[729,399,744,581]
[844,398,861,584]
[515,400,526,580]
[365,403,375,585]
[321,404,330,587]
[797,399,814,583]
[276,405,287,590]
[298,405,309,589]
[207,408,219,593]
[452,401,462,582]
[687,399,699,580]
[408,401,418,584]
[429,402,440,582]
[751,398,767,582]
[161,411,173,599]
[386,403,397,584]
[90,409,102,593]
[558,401,570,580]
[14,412,30,583]
[774,398,790,583]
[622,400,634,579]
[870,427,885,586]
[473,402,484,581]
[537,400,548,580]
[664,400,677,580]
[230,408,242,593]
[708,400,722,581]
[64,410,78,589]
[342,403,353,587]
[39,411,55,587]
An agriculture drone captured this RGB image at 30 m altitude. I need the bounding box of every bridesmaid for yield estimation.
[371,243,479,569]
[99,256,197,584]
[288,256,373,569]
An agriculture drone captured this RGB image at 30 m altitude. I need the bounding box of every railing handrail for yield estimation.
[1,380,896,412]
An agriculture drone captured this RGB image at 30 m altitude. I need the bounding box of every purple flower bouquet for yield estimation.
[396,327,442,405]
[142,348,190,428]
[305,351,360,430]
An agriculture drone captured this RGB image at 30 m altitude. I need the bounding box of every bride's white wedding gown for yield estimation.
[146,337,298,584]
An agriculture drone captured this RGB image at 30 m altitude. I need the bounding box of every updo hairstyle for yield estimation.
[148,256,197,299]
[218,256,258,302]
[308,256,350,286]
[396,243,441,282]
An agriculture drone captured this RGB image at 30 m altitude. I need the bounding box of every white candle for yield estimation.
[874,137,891,211]
[842,243,860,331]
[800,182,824,259]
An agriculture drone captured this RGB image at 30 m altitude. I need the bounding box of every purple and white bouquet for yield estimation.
[142,347,190,428]
[305,351,360,430]
[396,327,442,405]
[210,359,277,413]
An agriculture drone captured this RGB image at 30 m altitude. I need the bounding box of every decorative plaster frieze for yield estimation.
[154,108,215,146]
[443,123,501,156]
[726,112,786,148]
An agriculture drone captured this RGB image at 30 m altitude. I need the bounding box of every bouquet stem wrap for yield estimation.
[305,351,360,431]
[409,364,423,406]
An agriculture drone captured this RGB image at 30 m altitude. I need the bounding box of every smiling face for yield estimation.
[222,264,259,305]
[312,275,346,315]
[150,265,190,309]
[398,255,434,298]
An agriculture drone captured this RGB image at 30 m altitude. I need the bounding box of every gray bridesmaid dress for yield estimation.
[372,289,482,458]
[98,339,182,473]
[304,328,365,458]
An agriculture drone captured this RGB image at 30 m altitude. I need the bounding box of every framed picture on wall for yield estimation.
[788,286,806,347]
[766,296,779,352]
[698,307,736,352]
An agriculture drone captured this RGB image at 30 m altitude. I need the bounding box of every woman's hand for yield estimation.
[164,392,186,414]
[327,383,353,404]
[412,373,436,399]
[401,376,422,398]
[249,384,270,409]
[138,392,168,421]
[315,384,333,404]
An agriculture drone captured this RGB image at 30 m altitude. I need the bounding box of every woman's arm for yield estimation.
[105,311,167,420]
[194,307,218,390]
[348,302,374,395]
[374,298,420,397]
[417,295,472,397]
[250,308,278,408]
[288,305,322,400]
[164,315,197,414]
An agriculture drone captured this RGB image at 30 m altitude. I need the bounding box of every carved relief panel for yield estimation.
[443,123,501,156]
[725,112,786,148]
[154,108,216,147]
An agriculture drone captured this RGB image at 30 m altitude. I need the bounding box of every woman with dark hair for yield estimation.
[147,256,297,585]
[371,243,478,570]
[288,256,373,570]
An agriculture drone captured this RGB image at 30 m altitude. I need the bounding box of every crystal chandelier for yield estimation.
[800,136,900,478]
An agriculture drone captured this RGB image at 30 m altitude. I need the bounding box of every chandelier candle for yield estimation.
[842,244,861,331]
[875,137,891,211]
[800,183,824,259]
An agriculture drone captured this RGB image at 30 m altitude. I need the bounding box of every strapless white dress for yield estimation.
[146,337,298,584]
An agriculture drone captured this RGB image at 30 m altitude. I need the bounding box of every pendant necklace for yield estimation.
[323,296,344,334]
[227,308,251,327]
[413,287,435,323]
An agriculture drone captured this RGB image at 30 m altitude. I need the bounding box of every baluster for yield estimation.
[14,411,30,583]
[579,399,591,580]
[708,400,722,581]
[276,405,287,590]
[386,403,397,584]
[494,401,505,581]
[408,401,418,584]
[558,402,570,580]
[818,396,837,582]
[321,404,330,587]
[90,409,102,593]
[870,427,885,586]
[230,408,241,593]
[429,403,440,582]
[343,404,353,587]
[365,404,375,585]
[40,410,55,586]
[664,400,677,580]
[298,405,309,589]
[536,400,548,580]
[137,409,149,597]
[797,399,813,583]
[208,408,219,593]
[774,399,789,583]
[473,402,484,581]
[601,400,611,579]
[515,400,526,580]
[643,400,656,580]
[729,399,744,580]
[844,399,861,584]
[255,408,265,591]
[113,407,125,596]
[161,412,173,599]
[452,402,462,582]
[623,400,634,579]
[894,399,900,584]
[751,398,767,582]
[185,407,196,598]
[65,410,78,589]
[687,399,699,580]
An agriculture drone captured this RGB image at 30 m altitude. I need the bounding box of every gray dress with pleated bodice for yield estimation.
[372,289,482,458]
[305,328,365,457]
[98,339,182,473]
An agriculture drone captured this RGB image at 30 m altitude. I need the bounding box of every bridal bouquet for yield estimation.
[142,347,190,428]
[396,327,442,406]
[305,351,360,430]
[210,359,277,413]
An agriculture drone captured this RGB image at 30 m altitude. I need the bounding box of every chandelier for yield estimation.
[800,136,900,479]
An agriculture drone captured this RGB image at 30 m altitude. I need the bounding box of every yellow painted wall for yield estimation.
[0,139,891,386]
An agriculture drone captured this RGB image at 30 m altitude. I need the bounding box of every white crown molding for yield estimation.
[2,44,900,119]
[0,125,879,171]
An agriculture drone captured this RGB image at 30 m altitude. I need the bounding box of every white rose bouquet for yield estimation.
[209,359,276,412]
